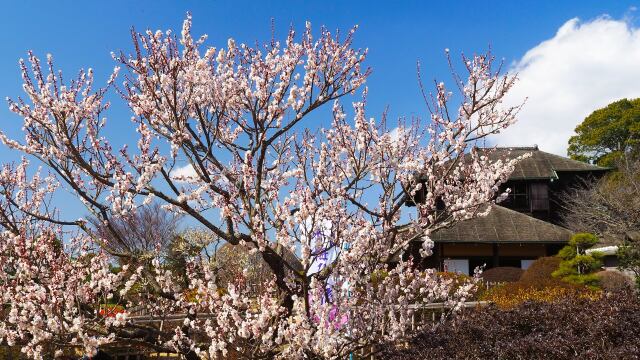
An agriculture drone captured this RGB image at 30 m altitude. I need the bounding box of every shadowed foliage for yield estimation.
[518,256,560,283]
[381,291,640,360]
[480,267,524,283]
[596,270,634,293]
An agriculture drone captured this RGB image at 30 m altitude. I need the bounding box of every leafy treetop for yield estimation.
[553,233,602,288]
[568,98,640,167]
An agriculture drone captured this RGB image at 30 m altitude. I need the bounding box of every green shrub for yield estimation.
[618,241,640,289]
[557,233,598,260]
[553,233,603,287]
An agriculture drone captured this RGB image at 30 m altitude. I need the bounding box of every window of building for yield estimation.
[521,259,535,269]
[530,182,549,211]
[443,259,469,275]
[504,182,529,209]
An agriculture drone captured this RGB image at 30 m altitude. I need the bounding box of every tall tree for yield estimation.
[560,156,640,242]
[0,14,523,359]
[568,98,640,167]
[89,202,181,261]
[560,155,640,286]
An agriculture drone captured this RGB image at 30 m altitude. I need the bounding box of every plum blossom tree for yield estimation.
[0,13,524,359]
[0,160,130,358]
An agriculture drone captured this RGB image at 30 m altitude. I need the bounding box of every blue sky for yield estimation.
[1,1,639,220]
[0,1,637,152]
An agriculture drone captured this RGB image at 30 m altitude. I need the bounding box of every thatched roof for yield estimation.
[480,146,610,180]
[430,205,572,243]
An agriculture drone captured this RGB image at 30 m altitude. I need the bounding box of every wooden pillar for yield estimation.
[492,243,499,268]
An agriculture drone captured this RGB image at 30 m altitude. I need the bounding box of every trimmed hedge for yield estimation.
[480,257,599,308]
[519,256,561,284]
[597,270,634,293]
[381,291,640,359]
[480,267,524,283]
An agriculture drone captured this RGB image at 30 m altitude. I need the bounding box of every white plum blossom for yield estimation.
[0,13,524,359]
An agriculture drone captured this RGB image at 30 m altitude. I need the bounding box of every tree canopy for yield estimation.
[552,233,602,288]
[0,14,523,359]
[568,98,640,167]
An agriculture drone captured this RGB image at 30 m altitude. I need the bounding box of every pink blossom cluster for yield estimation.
[0,14,524,359]
[0,161,130,357]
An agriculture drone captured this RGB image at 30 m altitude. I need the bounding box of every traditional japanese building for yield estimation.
[403,146,610,275]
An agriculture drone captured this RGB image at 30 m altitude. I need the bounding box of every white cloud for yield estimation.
[170,163,198,183]
[493,16,640,155]
[389,126,404,142]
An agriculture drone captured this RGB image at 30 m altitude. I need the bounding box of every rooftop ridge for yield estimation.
[477,145,539,151]
[430,204,573,243]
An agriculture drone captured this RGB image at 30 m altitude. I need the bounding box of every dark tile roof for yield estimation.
[482,146,610,180]
[430,205,573,243]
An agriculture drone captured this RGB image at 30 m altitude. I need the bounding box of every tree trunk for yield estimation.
[184,350,200,360]
[261,246,297,311]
